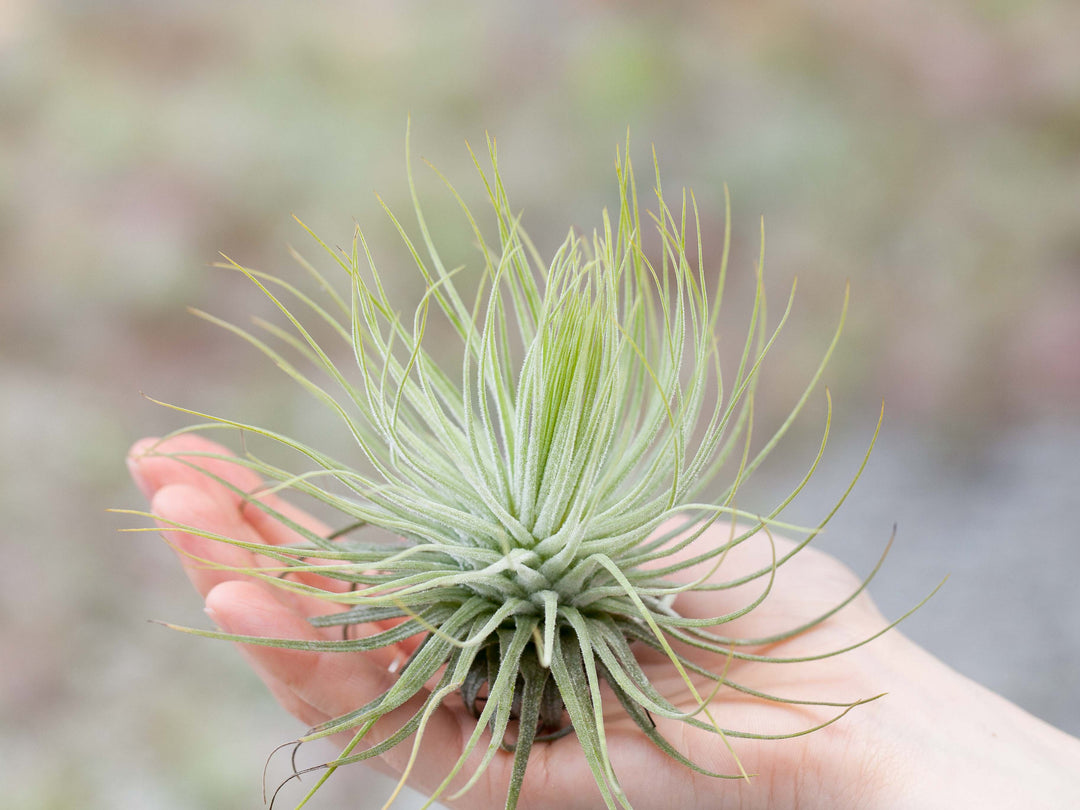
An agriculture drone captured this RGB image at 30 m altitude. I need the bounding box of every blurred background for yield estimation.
[2,1,1078,807]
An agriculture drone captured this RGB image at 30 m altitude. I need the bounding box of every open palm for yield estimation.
[129,433,929,809]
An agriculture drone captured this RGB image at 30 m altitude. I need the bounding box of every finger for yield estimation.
[128,434,261,506]
[204,580,465,781]
[150,482,337,621]
[240,491,331,547]
[129,435,331,544]
[252,505,426,652]
[152,482,261,599]
[206,579,404,701]
[132,435,363,600]
[238,490,366,597]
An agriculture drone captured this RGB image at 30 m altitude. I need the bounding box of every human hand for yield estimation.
[127,434,1080,809]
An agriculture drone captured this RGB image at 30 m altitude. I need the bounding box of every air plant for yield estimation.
[126,131,928,809]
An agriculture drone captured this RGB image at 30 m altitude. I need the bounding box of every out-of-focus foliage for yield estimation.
[1,1,1077,807]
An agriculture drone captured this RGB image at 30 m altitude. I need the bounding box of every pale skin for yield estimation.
[128,435,1080,809]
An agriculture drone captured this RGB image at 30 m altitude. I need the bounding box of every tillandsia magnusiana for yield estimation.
[122,130,938,810]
